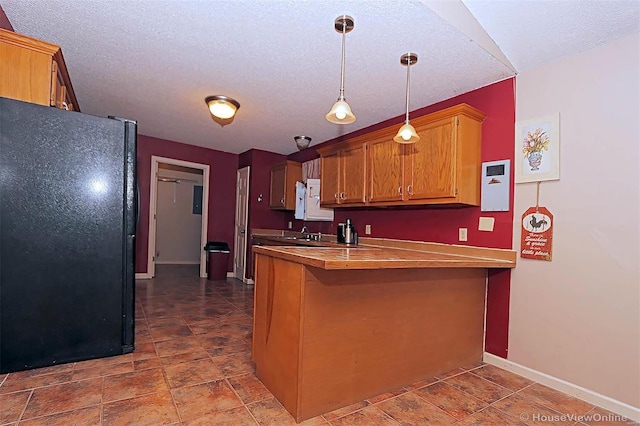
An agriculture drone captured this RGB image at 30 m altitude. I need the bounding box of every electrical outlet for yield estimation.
[288,221,292,229]
[458,228,468,242]
[365,224,371,235]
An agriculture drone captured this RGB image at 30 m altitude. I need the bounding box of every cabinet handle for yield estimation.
[407,185,413,195]
[398,186,402,195]
[340,192,346,200]
[334,192,338,200]
[280,197,285,205]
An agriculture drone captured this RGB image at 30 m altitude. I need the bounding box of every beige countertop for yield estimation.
[252,242,516,270]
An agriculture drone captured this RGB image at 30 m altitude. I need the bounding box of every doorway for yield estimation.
[234,166,250,282]
[147,156,210,278]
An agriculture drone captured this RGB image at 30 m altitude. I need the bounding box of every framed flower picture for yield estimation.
[515,114,560,183]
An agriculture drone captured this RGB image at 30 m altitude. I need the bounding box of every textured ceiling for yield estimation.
[1,0,638,155]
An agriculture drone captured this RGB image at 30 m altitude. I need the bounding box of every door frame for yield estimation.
[234,166,250,282]
[147,155,210,278]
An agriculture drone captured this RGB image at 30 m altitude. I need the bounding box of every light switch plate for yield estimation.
[365,224,371,235]
[478,217,495,232]
[288,221,292,229]
[459,228,468,242]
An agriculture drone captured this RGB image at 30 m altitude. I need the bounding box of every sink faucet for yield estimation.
[301,226,309,235]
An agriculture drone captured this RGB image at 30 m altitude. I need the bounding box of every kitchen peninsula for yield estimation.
[251,239,516,422]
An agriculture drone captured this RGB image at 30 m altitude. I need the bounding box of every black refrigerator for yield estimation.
[0,97,136,373]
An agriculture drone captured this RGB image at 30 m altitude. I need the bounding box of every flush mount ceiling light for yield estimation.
[393,53,420,144]
[294,135,312,151]
[326,15,356,125]
[205,95,240,127]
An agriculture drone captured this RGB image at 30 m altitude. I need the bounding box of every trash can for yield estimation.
[204,241,230,281]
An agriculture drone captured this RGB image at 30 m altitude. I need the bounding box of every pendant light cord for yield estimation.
[339,20,346,101]
[404,56,412,125]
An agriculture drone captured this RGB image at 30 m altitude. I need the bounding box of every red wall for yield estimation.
[136,135,238,274]
[286,78,516,357]
[239,149,288,278]
[0,6,14,31]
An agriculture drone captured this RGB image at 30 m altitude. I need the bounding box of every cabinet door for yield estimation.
[367,137,404,203]
[269,164,286,208]
[341,144,366,204]
[405,117,457,200]
[320,152,340,206]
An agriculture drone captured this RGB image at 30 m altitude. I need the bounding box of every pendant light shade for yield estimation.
[205,95,240,127]
[294,135,312,151]
[393,53,420,144]
[326,15,356,125]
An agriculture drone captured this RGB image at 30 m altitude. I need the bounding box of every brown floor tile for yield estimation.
[228,373,272,404]
[323,400,371,421]
[131,342,159,362]
[491,392,574,426]
[184,406,258,425]
[70,361,134,381]
[102,368,169,402]
[12,363,75,378]
[404,376,440,391]
[134,357,163,371]
[519,383,594,417]
[207,343,251,357]
[0,390,31,424]
[366,387,407,404]
[413,381,487,420]
[163,358,224,388]
[150,324,194,342]
[154,336,204,357]
[445,371,513,403]
[457,406,528,425]
[103,391,179,426]
[211,352,255,377]
[0,372,74,395]
[19,405,101,426]
[583,407,639,425]
[21,377,102,419]
[329,405,399,425]
[470,364,534,391]
[160,348,211,366]
[434,367,466,380]
[377,391,457,425]
[147,317,187,328]
[459,361,485,371]
[73,354,133,371]
[246,398,327,425]
[171,379,243,421]
[197,334,247,350]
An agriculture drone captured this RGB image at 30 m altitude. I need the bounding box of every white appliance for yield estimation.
[481,159,510,212]
[294,179,334,221]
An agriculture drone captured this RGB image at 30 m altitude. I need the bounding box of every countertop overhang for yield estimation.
[252,243,516,270]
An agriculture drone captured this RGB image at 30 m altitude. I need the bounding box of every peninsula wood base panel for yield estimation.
[252,254,487,422]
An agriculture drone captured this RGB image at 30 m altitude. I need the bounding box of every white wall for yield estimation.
[156,169,203,264]
[511,34,639,407]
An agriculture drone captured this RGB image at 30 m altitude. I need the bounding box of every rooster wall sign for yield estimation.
[520,206,553,261]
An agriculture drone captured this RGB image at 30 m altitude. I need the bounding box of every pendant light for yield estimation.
[326,15,356,124]
[294,135,312,151]
[393,53,420,144]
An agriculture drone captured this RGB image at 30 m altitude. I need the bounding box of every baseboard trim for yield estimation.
[483,353,640,422]
[135,273,151,280]
[226,272,234,278]
[245,278,255,285]
[155,261,200,265]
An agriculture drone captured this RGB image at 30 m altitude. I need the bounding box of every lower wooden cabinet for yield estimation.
[269,160,301,210]
[319,103,485,208]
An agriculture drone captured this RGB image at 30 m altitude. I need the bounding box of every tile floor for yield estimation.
[0,265,636,425]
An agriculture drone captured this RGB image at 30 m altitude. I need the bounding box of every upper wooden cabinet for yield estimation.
[319,143,367,207]
[270,160,302,210]
[0,28,79,111]
[319,104,485,208]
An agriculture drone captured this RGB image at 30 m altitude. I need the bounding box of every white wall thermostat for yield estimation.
[481,159,510,212]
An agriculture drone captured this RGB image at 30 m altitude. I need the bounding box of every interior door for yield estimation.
[234,166,250,281]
